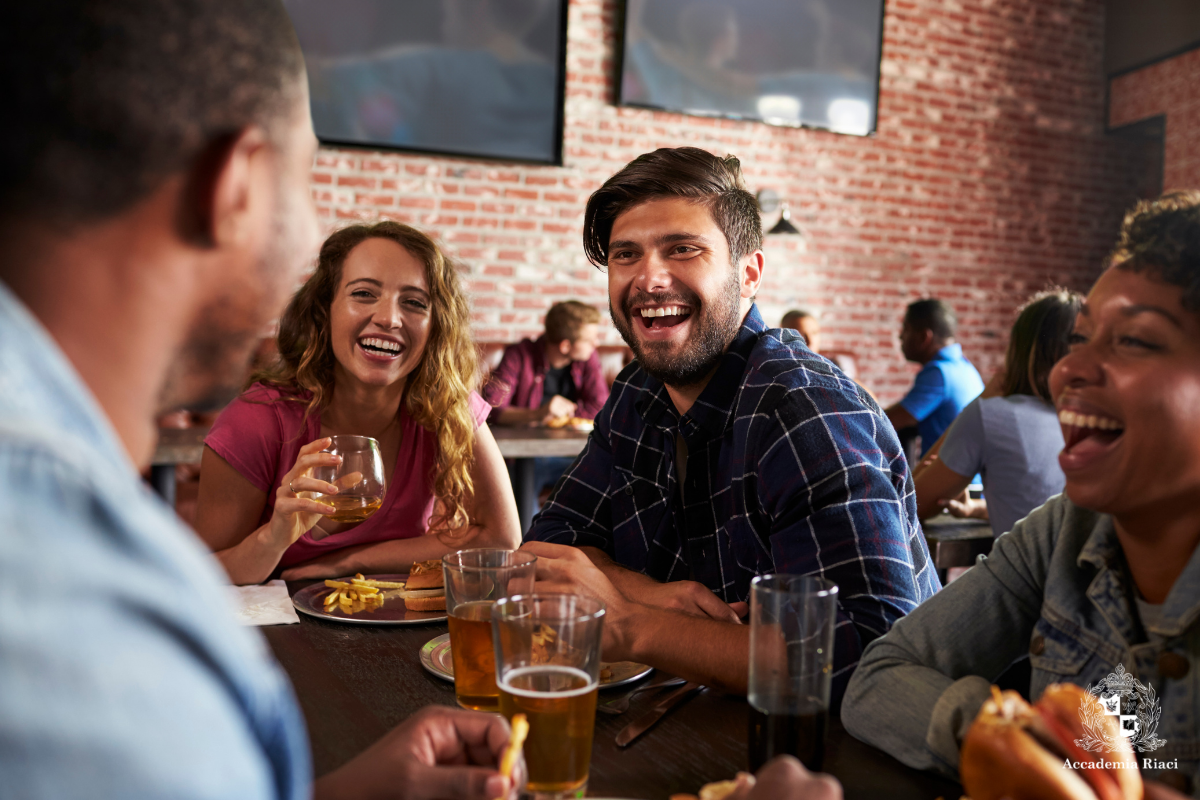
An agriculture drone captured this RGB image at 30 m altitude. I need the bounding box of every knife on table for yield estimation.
[615,681,702,747]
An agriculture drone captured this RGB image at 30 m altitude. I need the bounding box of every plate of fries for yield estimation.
[419,632,652,687]
[291,573,447,625]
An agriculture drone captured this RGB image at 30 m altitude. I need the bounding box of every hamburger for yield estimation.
[406,559,444,590]
[403,559,446,611]
[960,684,1143,800]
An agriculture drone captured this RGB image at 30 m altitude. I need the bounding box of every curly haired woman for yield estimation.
[195,221,520,585]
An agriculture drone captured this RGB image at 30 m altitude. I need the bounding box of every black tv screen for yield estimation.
[619,0,883,136]
[283,0,567,164]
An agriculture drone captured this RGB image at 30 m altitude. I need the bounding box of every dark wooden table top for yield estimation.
[265,580,962,800]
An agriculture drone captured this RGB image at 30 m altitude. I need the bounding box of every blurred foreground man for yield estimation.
[525,147,939,704]
[0,3,519,798]
[0,4,838,799]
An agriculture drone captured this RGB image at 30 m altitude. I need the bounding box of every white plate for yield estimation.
[292,574,447,626]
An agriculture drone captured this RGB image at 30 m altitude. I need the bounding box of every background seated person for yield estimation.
[884,298,984,457]
[842,193,1200,793]
[914,288,1081,536]
[780,308,823,353]
[484,299,609,426]
[525,146,940,703]
[195,222,520,585]
[483,300,609,502]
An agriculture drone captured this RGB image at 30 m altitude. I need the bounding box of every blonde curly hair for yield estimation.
[251,221,481,536]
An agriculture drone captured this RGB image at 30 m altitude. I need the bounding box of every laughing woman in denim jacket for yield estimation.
[843,192,1200,797]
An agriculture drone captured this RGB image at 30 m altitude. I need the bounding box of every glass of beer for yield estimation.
[443,549,537,712]
[492,594,604,800]
[310,435,386,523]
[748,574,838,773]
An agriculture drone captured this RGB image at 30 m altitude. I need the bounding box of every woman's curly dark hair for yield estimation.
[1109,191,1200,312]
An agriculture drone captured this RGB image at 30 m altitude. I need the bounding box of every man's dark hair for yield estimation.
[0,0,304,225]
[582,146,762,268]
[1109,190,1200,312]
[904,298,957,341]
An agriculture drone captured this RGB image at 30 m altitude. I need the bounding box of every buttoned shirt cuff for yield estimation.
[925,675,993,774]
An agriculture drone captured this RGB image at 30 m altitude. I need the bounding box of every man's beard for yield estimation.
[158,187,306,414]
[610,268,744,388]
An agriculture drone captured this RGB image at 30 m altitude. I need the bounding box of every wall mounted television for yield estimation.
[618,0,884,136]
[283,0,568,164]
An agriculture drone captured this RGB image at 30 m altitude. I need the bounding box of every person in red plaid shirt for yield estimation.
[523,147,939,705]
[483,300,609,427]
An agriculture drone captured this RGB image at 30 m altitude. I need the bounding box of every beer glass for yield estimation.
[443,549,537,712]
[492,594,604,800]
[309,435,386,524]
[748,575,838,772]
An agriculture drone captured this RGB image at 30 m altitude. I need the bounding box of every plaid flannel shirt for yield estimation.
[527,305,941,701]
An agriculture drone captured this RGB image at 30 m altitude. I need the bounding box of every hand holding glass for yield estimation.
[748,575,838,772]
[309,435,386,524]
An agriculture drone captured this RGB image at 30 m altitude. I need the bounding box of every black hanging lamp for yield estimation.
[768,202,802,235]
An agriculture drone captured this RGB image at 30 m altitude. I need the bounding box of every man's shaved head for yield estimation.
[0,0,304,227]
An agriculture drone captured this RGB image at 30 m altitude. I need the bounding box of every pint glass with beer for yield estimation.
[492,594,605,800]
[443,549,536,712]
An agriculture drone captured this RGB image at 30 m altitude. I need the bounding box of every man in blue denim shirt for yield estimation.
[524,147,939,701]
[844,193,1200,797]
[0,3,517,798]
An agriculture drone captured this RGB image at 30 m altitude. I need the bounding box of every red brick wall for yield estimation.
[1109,47,1200,192]
[310,0,1142,404]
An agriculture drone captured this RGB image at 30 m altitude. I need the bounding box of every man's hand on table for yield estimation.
[519,541,636,658]
[314,706,523,800]
[519,542,751,692]
[576,546,747,622]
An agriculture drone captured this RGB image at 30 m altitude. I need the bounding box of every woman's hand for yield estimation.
[267,437,343,549]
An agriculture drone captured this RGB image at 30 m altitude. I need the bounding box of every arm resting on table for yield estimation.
[841,501,1062,774]
[282,423,520,579]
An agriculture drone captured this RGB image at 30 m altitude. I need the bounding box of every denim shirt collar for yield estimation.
[635,304,765,439]
[1077,512,1200,639]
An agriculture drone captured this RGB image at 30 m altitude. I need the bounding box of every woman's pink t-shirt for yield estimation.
[205,383,491,568]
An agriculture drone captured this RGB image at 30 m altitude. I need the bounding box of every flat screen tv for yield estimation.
[283,0,567,164]
[619,0,884,136]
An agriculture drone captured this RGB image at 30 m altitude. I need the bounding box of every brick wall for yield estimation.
[310,0,1144,404]
[1109,46,1200,192]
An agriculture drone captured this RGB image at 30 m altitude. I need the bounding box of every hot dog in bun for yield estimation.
[960,684,1142,800]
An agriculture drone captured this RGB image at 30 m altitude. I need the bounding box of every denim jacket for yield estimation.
[842,494,1200,794]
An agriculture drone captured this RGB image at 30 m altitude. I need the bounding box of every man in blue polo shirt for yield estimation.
[884,299,984,455]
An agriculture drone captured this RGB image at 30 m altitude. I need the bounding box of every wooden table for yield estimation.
[491,427,590,533]
[921,515,994,584]
[265,580,962,800]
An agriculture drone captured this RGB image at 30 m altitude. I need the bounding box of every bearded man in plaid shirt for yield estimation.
[522,147,940,705]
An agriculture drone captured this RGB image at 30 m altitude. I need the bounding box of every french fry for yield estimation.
[495,713,528,799]
[351,577,405,589]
